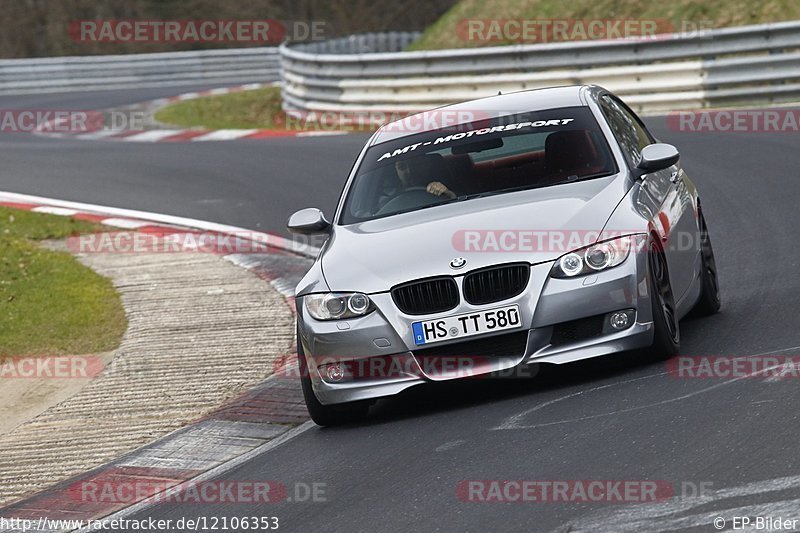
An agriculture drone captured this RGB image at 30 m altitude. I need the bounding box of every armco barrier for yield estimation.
[279,22,800,114]
[0,47,279,95]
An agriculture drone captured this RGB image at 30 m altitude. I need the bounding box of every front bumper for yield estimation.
[297,236,654,405]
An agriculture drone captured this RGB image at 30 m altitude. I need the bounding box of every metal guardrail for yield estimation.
[0,47,280,95]
[290,31,421,54]
[279,22,800,114]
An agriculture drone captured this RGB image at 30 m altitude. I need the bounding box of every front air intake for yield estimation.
[463,263,530,305]
[391,277,459,315]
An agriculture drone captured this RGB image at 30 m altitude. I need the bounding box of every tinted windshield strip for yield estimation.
[374,118,577,163]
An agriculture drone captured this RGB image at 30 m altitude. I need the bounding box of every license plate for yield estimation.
[412,305,521,346]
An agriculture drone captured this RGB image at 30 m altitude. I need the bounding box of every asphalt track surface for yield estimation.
[2,89,800,532]
[0,86,369,237]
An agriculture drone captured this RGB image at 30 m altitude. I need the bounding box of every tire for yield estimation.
[692,209,722,316]
[648,240,680,360]
[297,328,369,426]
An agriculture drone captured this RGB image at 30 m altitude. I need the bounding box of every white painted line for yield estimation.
[30,206,79,216]
[297,131,349,137]
[495,353,796,431]
[748,344,800,382]
[223,254,297,298]
[435,439,466,452]
[30,83,349,145]
[72,421,315,532]
[32,132,71,139]
[549,474,800,532]
[730,345,800,359]
[122,130,185,142]
[100,217,153,229]
[191,129,259,142]
[270,277,297,299]
[73,129,128,140]
[0,190,320,258]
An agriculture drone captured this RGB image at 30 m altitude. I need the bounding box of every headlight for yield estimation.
[550,236,632,278]
[305,292,375,320]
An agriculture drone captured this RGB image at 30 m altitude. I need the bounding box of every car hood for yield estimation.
[321,175,629,294]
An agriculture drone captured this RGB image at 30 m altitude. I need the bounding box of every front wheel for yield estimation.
[648,241,680,360]
[297,329,369,426]
[692,209,721,316]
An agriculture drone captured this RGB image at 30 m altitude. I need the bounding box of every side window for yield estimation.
[599,95,654,168]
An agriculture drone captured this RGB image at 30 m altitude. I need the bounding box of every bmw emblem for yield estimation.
[450,257,467,269]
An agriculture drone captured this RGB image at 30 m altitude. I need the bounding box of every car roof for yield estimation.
[370,85,593,145]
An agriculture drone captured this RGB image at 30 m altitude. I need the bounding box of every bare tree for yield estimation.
[0,0,455,58]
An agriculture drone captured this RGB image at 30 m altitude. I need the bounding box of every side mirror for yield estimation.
[287,208,331,235]
[636,143,680,176]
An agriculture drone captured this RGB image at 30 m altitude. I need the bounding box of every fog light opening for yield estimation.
[610,312,630,330]
[324,363,346,382]
[606,309,636,332]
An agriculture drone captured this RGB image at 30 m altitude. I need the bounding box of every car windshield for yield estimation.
[339,106,617,224]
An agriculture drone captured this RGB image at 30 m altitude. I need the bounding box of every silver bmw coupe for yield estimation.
[288,85,720,425]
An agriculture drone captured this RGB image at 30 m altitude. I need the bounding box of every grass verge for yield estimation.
[0,207,127,356]
[154,86,375,132]
[408,0,800,50]
[155,87,285,130]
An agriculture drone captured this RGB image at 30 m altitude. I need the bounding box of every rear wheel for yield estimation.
[692,209,721,316]
[648,240,680,360]
[298,328,369,426]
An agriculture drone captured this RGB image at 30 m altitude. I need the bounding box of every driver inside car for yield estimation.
[395,156,457,199]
